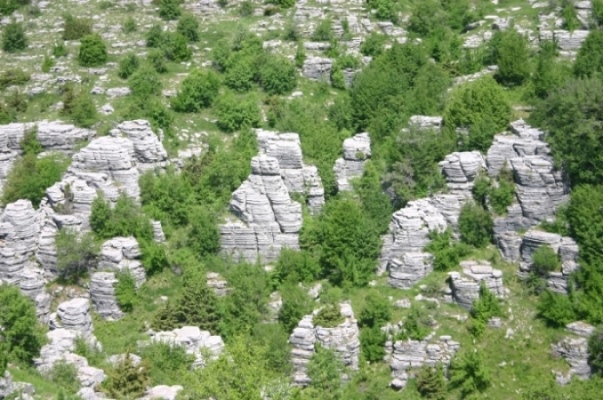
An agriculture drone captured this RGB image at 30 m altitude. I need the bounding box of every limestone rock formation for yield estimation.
[289,303,360,386]
[19,265,52,323]
[141,385,184,400]
[302,57,333,82]
[207,272,228,297]
[114,120,168,172]
[388,335,460,390]
[51,298,94,338]
[148,326,224,368]
[552,337,591,382]
[333,132,371,192]
[439,151,485,196]
[151,220,165,243]
[219,155,303,263]
[97,237,146,288]
[447,260,504,309]
[387,253,434,289]
[0,200,41,283]
[256,129,325,213]
[407,116,443,131]
[89,272,123,321]
[380,199,447,275]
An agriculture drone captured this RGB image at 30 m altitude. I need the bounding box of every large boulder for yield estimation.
[447,260,504,309]
[333,133,371,192]
[89,272,123,321]
[97,237,146,288]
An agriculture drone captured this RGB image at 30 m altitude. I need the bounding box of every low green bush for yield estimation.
[532,246,560,276]
[215,93,261,132]
[172,69,220,112]
[176,13,199,43]
[2,21,27,52]
[259,55,297,95]
[158,0,181,20]
[425,229,470,271]
[396,305,430,341]
[313,303,344,327]
[129,65,162,98]
[62,14,92,40]
[118,53,140,79]
[78,34,108,67]
[458,203,493,248]
[123,16,137,33]
[55,230,98,284]
[0,69,30,90]
[115,271,137,312]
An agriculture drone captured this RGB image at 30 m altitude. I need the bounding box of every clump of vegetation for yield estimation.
[416,364,447,400]
[313,303,344,327]
[425,229,470,272]
[177,13,199,43]
[78,34,108,67]
[0,69,30,90]
[61,84,98,127]
[449,350,491,397]
[458,203,493,248]
[2,21,28,52]
[62,14,92,40]
[396,304,430,341]
[171,69,220,112]
[115,271,137,313]
[469,282,503,338]
[102,353,151,399]
[158,0,181,20]
[128,65,162,98]
[118,53,140,79]
[214,93,261,132]
[55,230,99,284]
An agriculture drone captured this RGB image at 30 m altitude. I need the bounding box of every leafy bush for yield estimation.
[259,55,297,95]
[48,361,80,395]
[250,323,292,374]
[267,0,295,8]
[0,0,30,16]
[90,193,154,242]
[444,75,511,135]
[146,48,168,73]
[122,16,137,33]
[490,29,531,87]
[396,304,430,341]
[532,246,560,276]
[215,93,261,132]
[224,56,255,92]
[55,230,99,284]
[360,326,387,363]
[239,0,254,16]
[102,353,150,399]
[158,0,181,20]
[172,69,220,112]
[416,364,447,400]
[273,248,321,284]
[313,303,344,327]
[2,21,27,52]
[61,85,98,128]
[177,13,199,42]
[360,32,386,57]
[532,40,569,99]
[42,55,55,73]
[53,40,68,58]
[117,53,140,79]
[425,229,470,272]
[115,271,137,312]
[278,282,314,332]
[128,65,162,98]
[311,19,333,41]
[0,284,44,363]
[62,14,91,40]
[594,0,603,26]
[489,173,515,215]
[449,350,491,397]
[469,282,502,337]
[306,344,345,399]
[458,203,493,248]
[0,68,30,89]
[358,292,391,328]
[574,30,603,77]
[161,32,192,62]
[537,290,576,327]
[588,326,603,375]
[146,24,164,48]
[295,41,306,68]
[140,343,193,385]
[562,0,581,31]
[78,34,108,67]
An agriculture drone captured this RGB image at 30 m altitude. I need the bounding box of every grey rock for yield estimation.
[107,353,142,367]
[439,151,485,195]
[448,260,504,309]
[0,371,15,399]
[89,272,123,321]
[148,326,224,368]
[333,133,371,192]
[302,57,333,83]
[207,272,229,296]
[387,253,433,289]
[495,231,522,262]
[98,237,146,288]
[566,321,595,338]
[115,120,168,172]
[54,298,94,338]
[407,116,443,131]
[140,385,183,400]
[539,30,589,55]
[552,337,591,380]
[151,220,165,243]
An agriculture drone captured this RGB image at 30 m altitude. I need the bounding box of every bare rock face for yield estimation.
[439,151,485,196]
[219,155,303,263]
[256,130,325,213]
[43,176,98,230]
[98,237,146,288]
[447,260,504,309]
[114,120,168,172]
[333,132,371,192]
[289,303,360,386]
[388,335,460,390]
[19,265,52,323]
[302,57,333,82]
[0,200,41,283]
[552,337,591,382]
[0,371,15,399]
[407,116,443,131]
[517,229,579,294]
[539,30,589,56]
[207,272,229,297]
[151,220,165,243]
[380,199,447,276]
[148,326,224,368]
[89,272,123,321]
[52,298,94,338]
[387,253,434,289]
[495,231,522,262]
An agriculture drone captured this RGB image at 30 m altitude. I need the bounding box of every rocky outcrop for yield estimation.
[495,231,522,262]
[50,298,94,338]
[289,303,360,386]
[302,57,333,82]
[407,116,443,132]
[141,385,184,400]
[447,260,504,309]
[0,371,15,399]
[439,151,484,196]
[207,272,228,297]
[114,120,168,172]
[97,237,146,288]
[333,132,371,192]
[380,199,447,276]
[516,229,579,294]
[552,337,591,382]
[388,335,460,390]
[539,30,589,56]
[19,265,52,323]
[256,130,325,213]
[219,155,303,263]
[0,200,41,283]
[147,326,224,368]
[152,220,165,243]
[89,272,123,321]
[387,253,434,289]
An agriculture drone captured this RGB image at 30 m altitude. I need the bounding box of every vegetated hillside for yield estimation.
[2,0,603,398]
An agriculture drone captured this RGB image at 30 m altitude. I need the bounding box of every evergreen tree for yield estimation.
[416,364,447,400]
[449,350,491,397]
[491,29,531,87]
[306,345,345,400]
[103,352,150,399]
[173,266,220,332]
[2,21,27,52]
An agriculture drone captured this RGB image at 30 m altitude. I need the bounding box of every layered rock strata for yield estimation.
[333,132,371,192]
[439,151,484,196]
[289,303,360,386]
[219,155,303,263]
[147,326,224,368]
[89,272,123,321]
[447,260,504,309]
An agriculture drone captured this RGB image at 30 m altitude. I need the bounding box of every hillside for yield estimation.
[1,0,603,399]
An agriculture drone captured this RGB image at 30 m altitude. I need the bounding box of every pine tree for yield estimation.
[416,364,447,400]
[103,352,150,399]
[173,267,220,333]
[152,301,178,331]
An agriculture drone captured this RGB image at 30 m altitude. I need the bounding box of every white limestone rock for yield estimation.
[333,133,371,192]
[302,57,333,83]
[115,120,168,172]
[439,151,485,195]
[148,326,224,368]
[19,265,52,323]
[447,260,504,309]
[408,116,443,131]
[552,337,591,380]
[54,298,94,338]
[89,272,123,321]
[539,30,589,56]
[140,385,183,400]
[207,272,229,296]
[151,220,165,243]
[387,253,434,289]
[98,237,146,288]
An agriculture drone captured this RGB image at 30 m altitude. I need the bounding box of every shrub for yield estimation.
[53,41,68,58]
[267,0,295,8]
[425,229,470,272]
[470,282,502,338]
[313,303,344,327]
[78,34,108,67]
[56,230,98,284]
[48,361,80,395]
[537,290,576,327]
[103,353,150,399]
[562,0,581,31]
[115,271,137,312]
[215,93,261,132]
[360,32,386,57]
[0,69,30,89]
[176,13,199,43]
[123,16,137,33]
[458,203,493,248]
[360,326,387,363]
[146,48,168,73]
[532,246,560,276]
[278,282,314,332]
[128,65,162,98]
[158,0,181,20]
[161,32,191,62]
[306,345,345,399]
[172,266,220,332]
[140,343,193,385]
[311,19,333,41]
[90,193,154,242]
[588,326,603,375]
[449,350,491,397]
[295,41,306,68]
[396,304,430,341]
[117,53,140,79]
[2,153,68,207]
[172,69,220,112]
[42,54,55,73]
[416,364,447,400]
[61,86,98,128]
[146,24,164,48]
[0,284,44,363]
[224,56,255,92]
[532,40,568,99]
[358,292,391,328]
[259,55,297,95]
[444,75,511,135]
[2,21,27,52]
[489,172,515,214]
[239,0,254,16]
[0,0,30,16]
[594,0,603,26]
[273,248,321,284]
[491,29,531,87]
[574,30,603,77]
[62,14,92,41]
[186,206,220,257]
